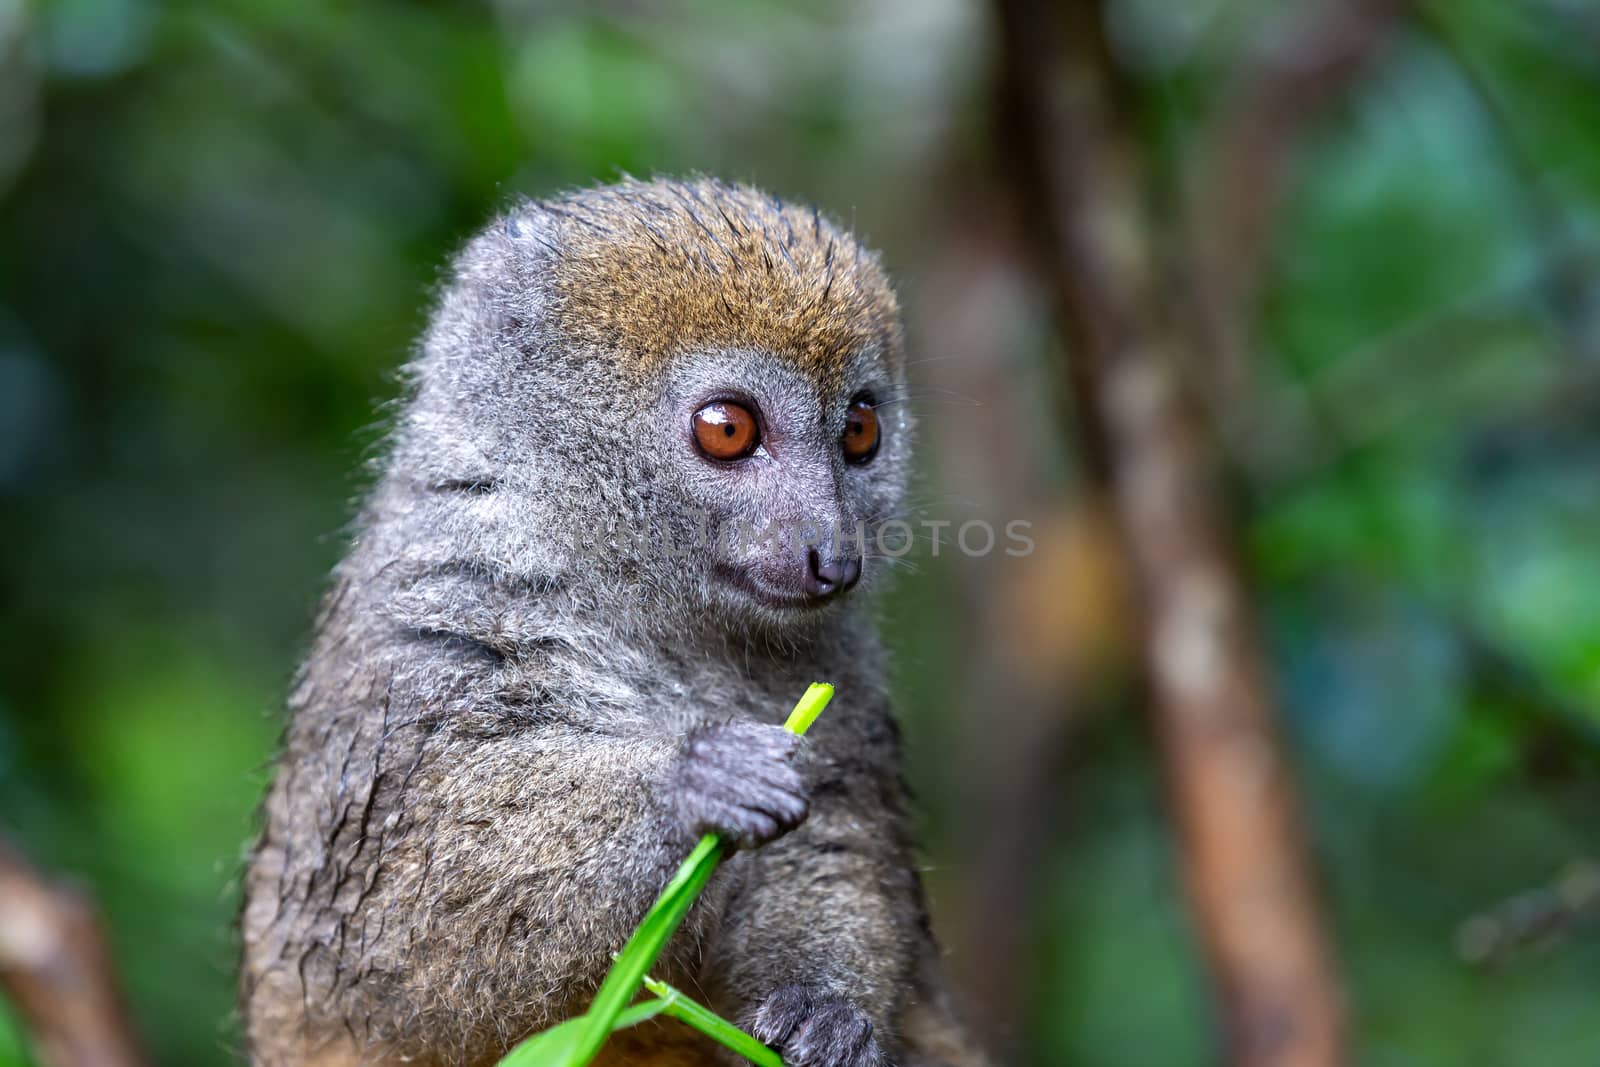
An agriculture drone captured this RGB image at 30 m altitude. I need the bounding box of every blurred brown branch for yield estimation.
[991,2,1348,1065]
[1456,859,1600,968]
[0,839,146,1067]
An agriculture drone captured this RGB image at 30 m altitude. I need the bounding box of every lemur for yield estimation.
[241,177,987,1067]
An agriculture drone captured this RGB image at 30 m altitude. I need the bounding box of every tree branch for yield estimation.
[991,2,1347,1064]
[0,839,146,1067]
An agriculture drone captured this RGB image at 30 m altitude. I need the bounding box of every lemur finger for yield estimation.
[787,1001,875,1066]
[749,984,814,1046]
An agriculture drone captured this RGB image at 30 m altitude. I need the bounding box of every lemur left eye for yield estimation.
[692,400,761,461]
[842,399,880,464]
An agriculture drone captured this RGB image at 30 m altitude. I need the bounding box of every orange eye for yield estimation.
[842,400,880,464]
[692,401,761,461]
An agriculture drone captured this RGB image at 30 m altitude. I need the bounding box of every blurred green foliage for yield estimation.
[2,1,1599,1065]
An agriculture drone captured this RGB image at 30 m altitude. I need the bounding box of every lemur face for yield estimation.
[648,344,908,622]
[426,179,912,630]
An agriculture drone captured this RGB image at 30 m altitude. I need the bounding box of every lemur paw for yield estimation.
[748,986,882,1067]
[670,721,809,849]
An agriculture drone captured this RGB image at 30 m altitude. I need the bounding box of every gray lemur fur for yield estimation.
[240,178,988,1067]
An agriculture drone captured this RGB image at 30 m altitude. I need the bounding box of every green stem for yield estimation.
[782,681,835,736]
[560,836,724,1063]
[610,999,669,1029]
[642,976,784,1067]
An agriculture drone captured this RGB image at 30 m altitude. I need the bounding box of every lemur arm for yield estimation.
[702,703,927,1062]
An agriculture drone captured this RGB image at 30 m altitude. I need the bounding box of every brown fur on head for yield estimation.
[540,177,902,394]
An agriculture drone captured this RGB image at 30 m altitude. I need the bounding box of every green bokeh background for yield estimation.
[2,1,1598,1064]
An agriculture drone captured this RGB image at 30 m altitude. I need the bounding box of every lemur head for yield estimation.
[390,177,911,635]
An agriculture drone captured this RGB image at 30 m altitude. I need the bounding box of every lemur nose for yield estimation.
[804,548,862,599]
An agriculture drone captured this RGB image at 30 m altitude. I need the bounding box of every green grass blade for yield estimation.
[559,834,725,1063]
[643,976,784,1067]
[497,1000,669,1067]
[611,999,670,1029]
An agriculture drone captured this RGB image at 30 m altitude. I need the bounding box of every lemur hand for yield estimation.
[749,985,882,1067]
[668,721,809,849]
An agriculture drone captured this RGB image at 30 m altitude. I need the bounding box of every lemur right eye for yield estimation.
[692,401,761,461]
[842,399,880,464]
